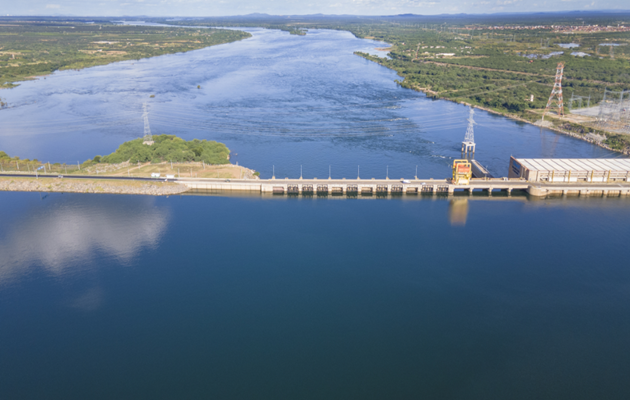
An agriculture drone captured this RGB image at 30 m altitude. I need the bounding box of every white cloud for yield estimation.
[45,4,61,8]
[0,197,169,285]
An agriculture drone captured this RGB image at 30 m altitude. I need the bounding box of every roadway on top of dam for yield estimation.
[5,173,630,198]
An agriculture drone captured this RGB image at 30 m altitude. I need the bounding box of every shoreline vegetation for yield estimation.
[0,19,251,90]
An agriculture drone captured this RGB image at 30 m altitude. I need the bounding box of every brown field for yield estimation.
[84,161,257,179]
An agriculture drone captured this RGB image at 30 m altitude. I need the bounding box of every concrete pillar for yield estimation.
[527,186,547,197]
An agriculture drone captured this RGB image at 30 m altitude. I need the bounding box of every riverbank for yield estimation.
[355,52,630,156]
[0,176,188,196]
[0,20,251,90]
[469,104,630,155]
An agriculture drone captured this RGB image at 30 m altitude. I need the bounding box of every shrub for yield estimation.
[100,134,230,164]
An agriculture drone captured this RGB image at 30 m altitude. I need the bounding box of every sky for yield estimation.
[4,0,629,17]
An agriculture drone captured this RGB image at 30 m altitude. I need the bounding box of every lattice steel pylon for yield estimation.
[142,102,154,145]
[461,107,476,156]
[542,62,565,121]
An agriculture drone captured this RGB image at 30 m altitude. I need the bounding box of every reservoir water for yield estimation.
[1,27,630,399]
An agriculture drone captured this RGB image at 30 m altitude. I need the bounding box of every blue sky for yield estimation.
[4,0,629,17]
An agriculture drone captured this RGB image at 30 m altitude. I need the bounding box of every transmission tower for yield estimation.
[461,107,476,156]
[542,62,565,121]
[142,102,154,145]
[598,89,630,133]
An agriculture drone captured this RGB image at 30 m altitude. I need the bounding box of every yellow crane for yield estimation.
[452,160,472,185]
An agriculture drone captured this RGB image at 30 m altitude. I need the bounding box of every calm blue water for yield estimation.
[1,192,630,399]
[1,27,630,399]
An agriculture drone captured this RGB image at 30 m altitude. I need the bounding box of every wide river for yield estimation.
[1,27,629,399]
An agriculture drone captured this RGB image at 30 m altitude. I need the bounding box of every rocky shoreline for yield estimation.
[0,177,189,196]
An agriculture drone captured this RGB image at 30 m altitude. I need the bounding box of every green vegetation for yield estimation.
[0,150,44,173]
[94,134,230,165]
[0,19,251,88]
[0,150,36,163]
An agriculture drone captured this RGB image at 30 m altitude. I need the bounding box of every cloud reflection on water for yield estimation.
[0,195,169,284]
[68,286,105,312]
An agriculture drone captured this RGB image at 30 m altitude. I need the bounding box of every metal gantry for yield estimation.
[461,107,476,156]
[568,92,590,110]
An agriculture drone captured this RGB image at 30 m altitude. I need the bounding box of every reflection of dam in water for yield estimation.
[449,199,469,226]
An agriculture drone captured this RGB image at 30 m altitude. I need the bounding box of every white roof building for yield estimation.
[509,157,630,182]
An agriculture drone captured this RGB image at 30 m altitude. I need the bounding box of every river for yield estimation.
[0,26,618,178]
[1,27,629,400]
